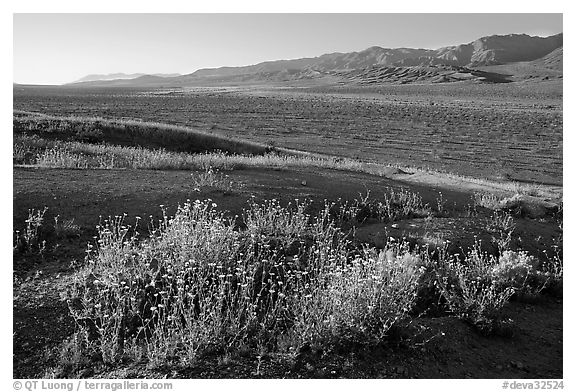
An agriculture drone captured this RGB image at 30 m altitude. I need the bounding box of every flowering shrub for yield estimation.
[491,250,539,288]
[14,207,48,253]
[436,249,551,334]
[61,194,560,367]
[289,246,424,347]
[65,199,425,366]
[438,257,515,319]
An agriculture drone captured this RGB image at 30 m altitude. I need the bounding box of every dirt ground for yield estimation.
[13,84,563,185]
[13,166,562,379]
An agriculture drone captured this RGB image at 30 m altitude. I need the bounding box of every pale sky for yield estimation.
[13,13,563,85]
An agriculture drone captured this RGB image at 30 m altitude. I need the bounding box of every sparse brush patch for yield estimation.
[435,252,516,335]
[435,191,448,216]
[512,182,549,198]
[13,143,33,164]
[14,207,48,254]
[474,192,506,210]
[191,167,242,193]
[14,134,53,164]
[539,225,563,298]
[36,147,89,169]
[434,246,556,335]
[486,211,516,255]
[375,188,432,221]
[57,329,98,373]
[54,215,82,239]
[492,250,552,301]
[329,190,431,228]
[243,198,310,245]
[288,246,425,350]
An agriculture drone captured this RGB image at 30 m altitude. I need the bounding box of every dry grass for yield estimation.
[13,110,272,156]
[14,113,561,202]
[14,207,48,254]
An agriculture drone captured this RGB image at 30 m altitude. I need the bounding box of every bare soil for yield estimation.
[13,84,562,185]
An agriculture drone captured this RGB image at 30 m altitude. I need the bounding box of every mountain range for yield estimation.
[73,73,181,83]
[67,32,563,87]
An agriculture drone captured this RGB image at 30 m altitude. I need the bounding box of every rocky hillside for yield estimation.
[189,33,562,77]
[436,33,563,66]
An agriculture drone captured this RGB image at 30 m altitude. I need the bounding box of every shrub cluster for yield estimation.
[60,196,562,370]
[64,199,427,367]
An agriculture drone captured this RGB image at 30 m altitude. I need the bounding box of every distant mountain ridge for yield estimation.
[72,73,181,83]
[189,33,562,77]
[66,32,562,87]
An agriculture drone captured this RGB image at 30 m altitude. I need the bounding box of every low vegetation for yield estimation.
[14,115,560,202]
[13,110,273,156]
[14,207,48,254]
[46,192,560,373]
[13,132,365,173]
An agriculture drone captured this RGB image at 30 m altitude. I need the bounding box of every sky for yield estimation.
[13,13,563,85]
